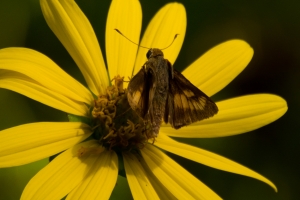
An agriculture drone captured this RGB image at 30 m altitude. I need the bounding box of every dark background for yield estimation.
[0,0,298,199]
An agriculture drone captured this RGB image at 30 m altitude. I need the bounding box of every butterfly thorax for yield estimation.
[145,53,169,135]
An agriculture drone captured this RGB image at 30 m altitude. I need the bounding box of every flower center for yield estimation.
[91,75,154,152]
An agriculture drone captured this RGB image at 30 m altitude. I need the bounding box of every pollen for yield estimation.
[90,75,154,152]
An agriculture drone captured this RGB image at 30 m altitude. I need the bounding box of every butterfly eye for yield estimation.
[146,49,152,59]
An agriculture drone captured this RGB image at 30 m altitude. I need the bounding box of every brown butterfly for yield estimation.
[127,48,218,136]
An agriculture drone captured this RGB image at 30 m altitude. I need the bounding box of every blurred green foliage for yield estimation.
[0,0,299,199]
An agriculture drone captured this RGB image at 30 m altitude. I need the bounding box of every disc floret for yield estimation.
[91,75,154,152]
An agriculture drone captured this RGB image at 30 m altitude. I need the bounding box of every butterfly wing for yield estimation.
[127,66,156,119]
[164,65,218,129]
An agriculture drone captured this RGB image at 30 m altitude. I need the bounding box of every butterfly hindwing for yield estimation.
[127,66,156,119]
[165,62,218,129]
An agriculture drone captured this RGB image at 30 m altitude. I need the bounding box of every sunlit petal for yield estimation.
[0,70,88,116]
[123,153,159,200]
[183,40,253,97]
[161,94,287,138]
[0,47,93,105]
[155,134,277,191]
[106,0,142,85]
[141,145,222,200]
[0,122,92,167]
[66,151,118,200]
[21,140,101,200]
[139,156,177,200]
[40,0,109,96]
[134,3,186,75]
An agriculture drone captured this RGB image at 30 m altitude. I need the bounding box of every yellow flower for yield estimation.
[0,0,287,199]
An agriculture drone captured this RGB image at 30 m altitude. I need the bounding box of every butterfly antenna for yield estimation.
[160,34,179,50]
[114,29,150,49]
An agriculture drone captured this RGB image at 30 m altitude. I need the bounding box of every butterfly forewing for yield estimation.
[127,66,156,119]
[165,67,218,129]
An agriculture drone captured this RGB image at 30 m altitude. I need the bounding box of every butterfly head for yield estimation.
[146,48,164,59]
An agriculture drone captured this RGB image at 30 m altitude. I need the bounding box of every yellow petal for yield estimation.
[141,145,222,200]
[123,153,159,200]
[21,140,102,200]
[161,94,287,138]
[0,70,89,116]
[106,0,142,86]
[155,134,277,191]
[0,122,92,167]
[66,151,118,200]
[0,47,93,105]
[134,3,186,75]
[40,0,109,96]
[182,40,253,97]
[139,157,177,200]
